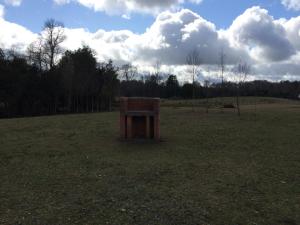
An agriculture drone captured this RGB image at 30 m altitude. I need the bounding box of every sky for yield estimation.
[0,0,300,81]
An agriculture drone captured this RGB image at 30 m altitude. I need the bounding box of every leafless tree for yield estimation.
[42,19,66,70]
[219,48,226,86]
[28,19,66,71]
[154,59,162,84]
[204,79,211,114]
[186,49,201,101]
[121,63,137,81]
[6,45,23,60]
[27,37,45,72]
[233,60,250,116]
[219,48,226,111]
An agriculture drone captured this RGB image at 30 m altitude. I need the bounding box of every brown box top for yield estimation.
[120,97,160,112]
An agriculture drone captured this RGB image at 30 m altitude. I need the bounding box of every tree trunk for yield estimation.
[236,85,241,116]
[86,95,89,112]
[91,96,94,113]
[76,96,79,113]
[97,97,100,112]
[68,92,72,112]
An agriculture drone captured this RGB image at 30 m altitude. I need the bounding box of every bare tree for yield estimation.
[121,63,137,81]
[42,19,66,70]
[233,61,250,116]
[186,49,201,101]
[219,48,226,111]
[154,59,162,84]
[204,79,210,114]
[219,48,226,86]
[27,37,45,72]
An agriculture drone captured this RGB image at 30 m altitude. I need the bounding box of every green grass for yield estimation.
[0,98,299,225]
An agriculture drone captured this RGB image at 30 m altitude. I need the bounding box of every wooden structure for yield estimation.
[120,97,160,141]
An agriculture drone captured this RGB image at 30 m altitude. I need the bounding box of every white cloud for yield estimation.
[61,28,139,64]
[133,9,249,66]
[54,0,203,15]
[280,16,300,50]
[0,4,4,18]
[53,0,71,5]
[0,18,37,52]
[4,0,22,7]
[226,6,295,62]
[281,0,300,10]
[0,6,299,81]
[253,53,300,80]
[122,14,131,20]
[59,8,300,80]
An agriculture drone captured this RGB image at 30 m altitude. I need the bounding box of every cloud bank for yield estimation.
[281,0,300,10]
[53,0,203,16]
[54,0,300,14]
[0,6,300,81]
[226,7,295,62]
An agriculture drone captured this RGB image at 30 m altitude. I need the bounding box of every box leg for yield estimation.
[127,116,132,139]
[146,116,151,139]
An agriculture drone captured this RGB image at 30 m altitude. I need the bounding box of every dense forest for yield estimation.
[0,19,299,118]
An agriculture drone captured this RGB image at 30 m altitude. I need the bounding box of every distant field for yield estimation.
[0,97,299,225]
[161,96,297,108]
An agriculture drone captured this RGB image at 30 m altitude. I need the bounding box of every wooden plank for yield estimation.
[127,116,132,139]
[146,116,150,138]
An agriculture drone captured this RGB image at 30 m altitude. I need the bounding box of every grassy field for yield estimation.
[0,97,299,225]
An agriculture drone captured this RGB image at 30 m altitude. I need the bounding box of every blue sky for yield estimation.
[1,0,299,33]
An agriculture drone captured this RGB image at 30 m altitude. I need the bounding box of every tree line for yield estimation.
[120,76,300,100]
[0,19,299,118]
[0,46,120,118]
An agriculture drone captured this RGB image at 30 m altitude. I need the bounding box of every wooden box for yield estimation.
[120,97,160,141]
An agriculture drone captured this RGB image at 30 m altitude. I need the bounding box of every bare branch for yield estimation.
[186,49,201,101]
[42,18,66,70]
[121,63,137,81]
